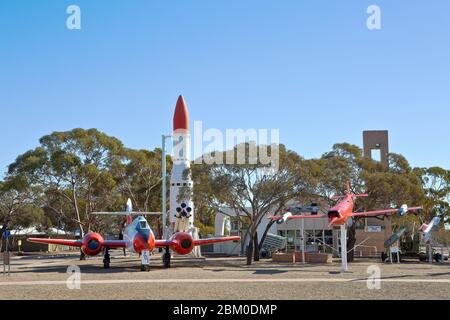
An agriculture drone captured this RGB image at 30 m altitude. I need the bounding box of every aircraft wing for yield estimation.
[269,215,326,222]
[92,212,162,216]
[102,240,127,248]
[154,240,173,248]
[285,214,327,220]
[27,238,126,248]
[28,238,82,247]
[193,236,240,246]
[154,236,240,248]
[351,206,422,218]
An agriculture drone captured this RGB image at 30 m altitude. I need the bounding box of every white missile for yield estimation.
[422,216,441,243]
[170,96,195,233]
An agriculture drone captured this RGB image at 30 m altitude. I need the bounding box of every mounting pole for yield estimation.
[428,243,433,264]
[301,219,306,264]
[162,134,172,240]
[340,224,348,272]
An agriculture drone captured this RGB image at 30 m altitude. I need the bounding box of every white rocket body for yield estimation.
[170,96,195,233]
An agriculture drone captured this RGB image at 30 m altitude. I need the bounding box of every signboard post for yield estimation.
[3,252,10,275]
[2,230,11,276]
[141,250,150,266]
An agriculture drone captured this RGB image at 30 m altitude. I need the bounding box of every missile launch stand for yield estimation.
[426,240,445,264]
[189,227,202,258]
[162,227,174,268]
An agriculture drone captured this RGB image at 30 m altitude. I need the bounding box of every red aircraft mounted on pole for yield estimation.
[270,181,422,227]
[269,181,422,271]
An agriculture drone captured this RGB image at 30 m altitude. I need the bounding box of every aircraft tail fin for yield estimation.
[91,212,162,216]
[332,180,368,199]
[91,199,162,224]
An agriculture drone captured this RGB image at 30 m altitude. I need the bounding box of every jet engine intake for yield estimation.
[81,233,104,256]
[170,232,194,255]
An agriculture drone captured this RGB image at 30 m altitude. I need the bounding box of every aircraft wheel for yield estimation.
[103,248,111,269]
[103,256,110,269]
[80,251,87,261]
[434,253,442,263]
[418,252,427,262]
[140,265,150,272]
[163,252,171,268]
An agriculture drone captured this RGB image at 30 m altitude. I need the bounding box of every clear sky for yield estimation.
[1,0,449,175]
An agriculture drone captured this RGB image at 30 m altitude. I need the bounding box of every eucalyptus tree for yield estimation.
[415,166,449,223]
[185,143,305,265]
[113,148,171,237]
[307,144,425,261]
[0,175,44,250]
[8,128,125,237]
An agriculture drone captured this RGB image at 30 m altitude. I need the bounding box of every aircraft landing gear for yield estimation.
[163,247,171,268]
[140,265,150,272]
[103,248,111,269]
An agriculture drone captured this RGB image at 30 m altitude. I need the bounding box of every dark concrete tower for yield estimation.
[363,130,389,166]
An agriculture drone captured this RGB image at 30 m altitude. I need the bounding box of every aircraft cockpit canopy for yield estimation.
[139,220,149,229]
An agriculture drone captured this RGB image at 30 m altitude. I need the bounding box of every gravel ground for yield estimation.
[1,252,449,300]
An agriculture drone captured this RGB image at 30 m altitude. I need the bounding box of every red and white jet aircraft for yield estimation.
[269,182,423,227]
[28,199,240,271]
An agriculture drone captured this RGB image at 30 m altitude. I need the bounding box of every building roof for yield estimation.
[1,226,73,236]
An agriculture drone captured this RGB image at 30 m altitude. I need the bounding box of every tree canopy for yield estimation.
[1,129,448,263]
[2,129,167,239]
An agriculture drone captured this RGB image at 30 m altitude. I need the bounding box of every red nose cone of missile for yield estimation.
[173,95,189,131]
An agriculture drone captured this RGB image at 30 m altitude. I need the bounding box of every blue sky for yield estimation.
[1,0,449,175]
